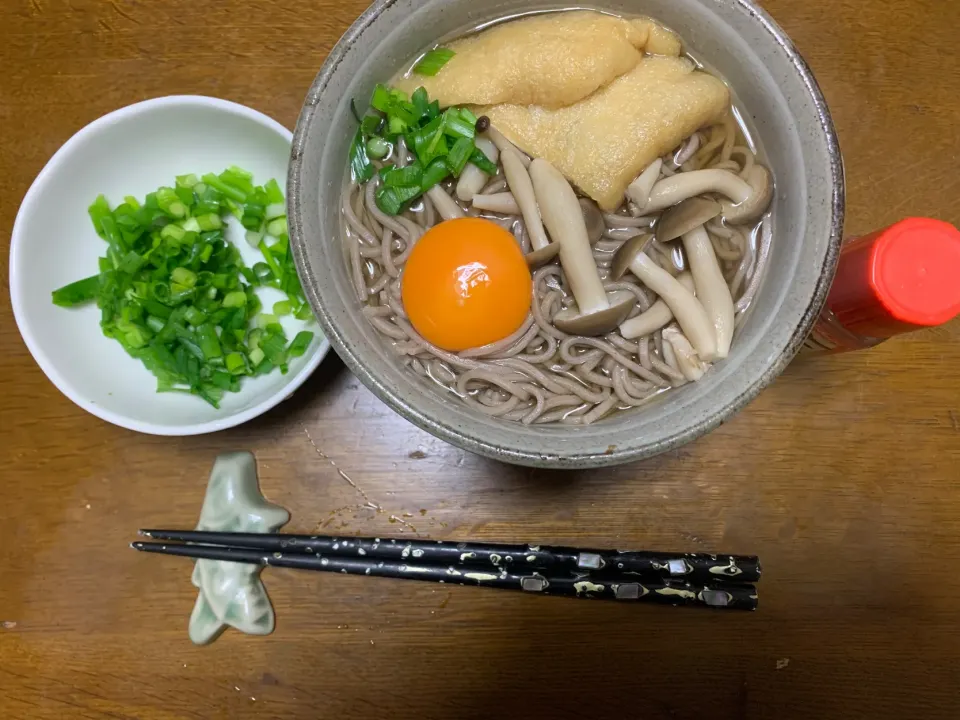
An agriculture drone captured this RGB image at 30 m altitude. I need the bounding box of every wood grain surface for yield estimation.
[2,1,959,718]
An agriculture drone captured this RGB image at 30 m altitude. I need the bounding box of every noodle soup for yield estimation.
[340,9,774,427]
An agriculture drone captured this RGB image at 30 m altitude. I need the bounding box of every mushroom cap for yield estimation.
[579,198,605,246]
[610,233,653,280]
[553,291,636,336]
[524,243,562,269]
[656,197,722,243]
[721,165,773,224]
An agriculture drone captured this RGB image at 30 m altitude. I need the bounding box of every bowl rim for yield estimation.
[10,94,330,436]
[289,0,845,467]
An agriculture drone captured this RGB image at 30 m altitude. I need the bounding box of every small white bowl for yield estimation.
[10,95,330,435]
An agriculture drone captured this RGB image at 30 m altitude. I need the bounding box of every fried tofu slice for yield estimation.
[394,11,681,110]
[483,56,729,209]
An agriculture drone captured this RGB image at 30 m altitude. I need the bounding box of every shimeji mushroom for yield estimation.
[611,234,718,360]
[456,137,500,202]
[625,158,663,212]
[663,325,708,382]
[530,158,635,336]
[654,198,735,358]
[619,272,695,339]
[681,226,735,358]
[501,147,560,268]
[656,197,723,243]
[426,185,465,221]
[579,198,605,245]
[472,192,521,214]
[486,126,531,167]
[636,165,773,224]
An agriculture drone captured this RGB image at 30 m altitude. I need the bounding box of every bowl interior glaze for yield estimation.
[289,0,843,468]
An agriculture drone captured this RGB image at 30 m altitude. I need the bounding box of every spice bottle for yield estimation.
[803,217,960,353]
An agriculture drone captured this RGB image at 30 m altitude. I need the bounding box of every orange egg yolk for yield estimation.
[401,217,532,352]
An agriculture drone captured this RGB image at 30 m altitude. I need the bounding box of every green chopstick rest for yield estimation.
[188,451,289,645]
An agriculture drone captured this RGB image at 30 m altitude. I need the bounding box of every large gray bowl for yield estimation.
[289,0,844,468]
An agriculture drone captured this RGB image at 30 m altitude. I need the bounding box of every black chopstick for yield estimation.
[131,541,758,610]
[139,529,760,584]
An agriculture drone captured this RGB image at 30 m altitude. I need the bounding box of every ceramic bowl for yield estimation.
[11,96,330,436]
[289,0,844,468]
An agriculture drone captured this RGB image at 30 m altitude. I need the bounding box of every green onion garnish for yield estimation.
[50,168,316,407]
[413,48,455,76]
[351,84,497,215]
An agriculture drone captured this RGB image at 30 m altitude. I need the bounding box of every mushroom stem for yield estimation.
[472,192,520,215]
[682,226,735,358]
[663,325,708,382]
[622,251,718,361]
[486,126,531,167]
[530,158,635,335]
[426,185,465,221]
[625,158,663,211]
[455,137,499,202]
[530,159,608,314]
[674,133,701,166]
[644,169,752,214]
[502,148,550,250]
[619,272,695,339]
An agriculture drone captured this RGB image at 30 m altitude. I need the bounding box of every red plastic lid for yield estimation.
[827,218,960,339]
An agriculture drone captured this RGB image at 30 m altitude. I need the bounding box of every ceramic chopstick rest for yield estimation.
[188,451,289,645]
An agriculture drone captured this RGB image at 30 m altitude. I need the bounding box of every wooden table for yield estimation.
[2,1,959,717]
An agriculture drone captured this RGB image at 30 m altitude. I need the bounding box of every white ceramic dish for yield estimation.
[10,95,330,436]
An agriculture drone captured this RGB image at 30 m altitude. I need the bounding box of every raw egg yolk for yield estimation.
[401,217,532,352]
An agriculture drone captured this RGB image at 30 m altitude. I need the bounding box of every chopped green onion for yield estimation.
[266,217,287,237]
[381,163,423,189]
[468,146,498,175]
[349,128,375,184]
[360,114,384,136]
[260,331,288,366]
[295,304,314,321]
[421,158,451,191]
[196,213,222,231]
[222,291,247,308]
[196,323,222,360]
[225,352,246,374]
[411,87,430,119]
[176,173,199,189]
[442,107,476,140]
[51,166,316,408]
[413,48,455,76]
[52,275,99,307]
[446,137,475,177]
[287,331,314,358]
[273,300,292,317]
[370,84,394,113]
[245,230,263,249]
[264,178,284,205]
[184,306,207,326]
[265,203,286,221]
[171,267,198,288]
[160,223,186,243]
[366,137,391,159]
[256,313,279,329]
[375,184,422,215]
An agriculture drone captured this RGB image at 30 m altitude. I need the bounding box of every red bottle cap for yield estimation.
[826,218,960,339]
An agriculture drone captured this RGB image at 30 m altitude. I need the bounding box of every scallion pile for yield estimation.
[51,168,314,408]
[349,64,497,216]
